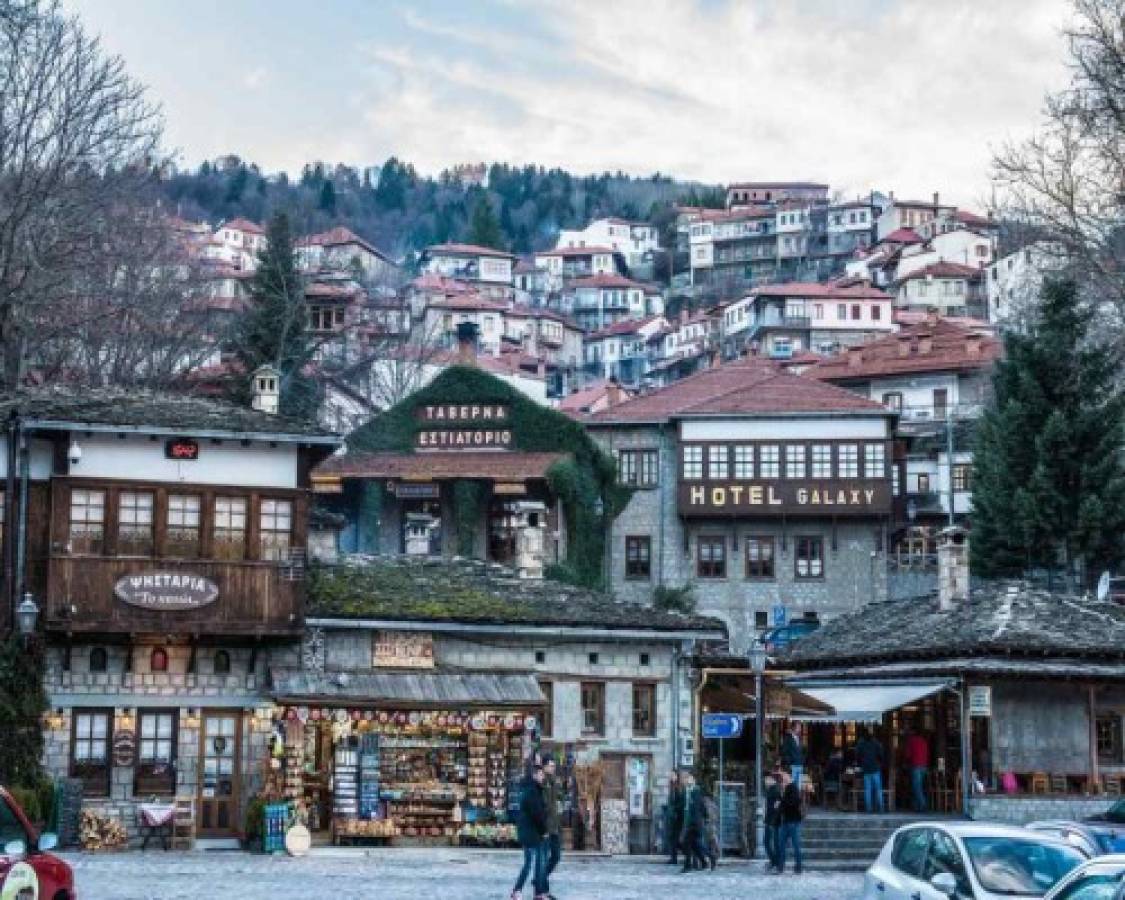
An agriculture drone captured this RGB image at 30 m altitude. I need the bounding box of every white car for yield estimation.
[1042,855,1125,899]
[863,822,1088,900]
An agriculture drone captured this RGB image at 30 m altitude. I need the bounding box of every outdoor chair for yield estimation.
[930,771,954,813]
[171,796,196,850]
[1104,775,1122,797]
[1031,772,1049,795]
[1049,774,1068,794]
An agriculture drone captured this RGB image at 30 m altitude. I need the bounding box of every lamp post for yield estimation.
[749,639,768,860]
[16,592,38,644]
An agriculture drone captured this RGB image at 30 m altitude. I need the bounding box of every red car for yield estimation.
[0,786,74,899]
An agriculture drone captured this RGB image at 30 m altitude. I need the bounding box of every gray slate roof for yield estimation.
[308,556,727,635]
[271,667,545,707]
[784,581,1125,669]
[1,386,336,440]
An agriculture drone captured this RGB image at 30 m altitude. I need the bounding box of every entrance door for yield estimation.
[198,711,242,836]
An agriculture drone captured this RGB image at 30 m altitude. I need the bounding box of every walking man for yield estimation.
[904,727,931,813]
[541,758,562,899]
[776,772,804,875]
[855,729,886,814]
[512,764,548,900]
[781,722,805,789]
[764,765,784,873]
[666,770,685,865]
[679,773,709,872]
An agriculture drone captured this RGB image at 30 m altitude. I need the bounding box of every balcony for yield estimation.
[45,556,303,638]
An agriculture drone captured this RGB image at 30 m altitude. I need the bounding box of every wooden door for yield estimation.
[198,711,242,836]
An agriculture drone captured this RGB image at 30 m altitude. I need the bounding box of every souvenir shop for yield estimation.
[265,705,539,846]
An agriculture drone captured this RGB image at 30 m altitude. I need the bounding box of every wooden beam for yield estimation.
[1089,684,1100,793]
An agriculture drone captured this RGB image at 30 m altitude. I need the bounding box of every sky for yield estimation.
[72,0,1073,207]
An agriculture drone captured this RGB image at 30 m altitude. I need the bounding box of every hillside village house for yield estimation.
[583,316,668,387]
[296,226,399,285]
[419,243,515,301]
[0,385,340,840]
[895,229,994,281]
[876,195,956,242]
[585,359,898,653]
[894,261,987,319]
[534,245,624,283]
[726,181,830,208]
[565,273,659,333]
[204,218,266,272]
[555,218,662,278]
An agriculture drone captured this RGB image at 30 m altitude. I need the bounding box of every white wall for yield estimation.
[681,417,889,441]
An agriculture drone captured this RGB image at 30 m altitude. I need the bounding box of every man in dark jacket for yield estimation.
[781,723,805,788]
[777,773,804,874]
[855,729,885,813]
[512,766,548,900]
[541,758,563,898]
[764,765,784,873]
[679,774,710,873]
[666,770,686,865]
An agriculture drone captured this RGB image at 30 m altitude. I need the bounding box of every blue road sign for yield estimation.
[772,604,788,626]
[702,713,743,739]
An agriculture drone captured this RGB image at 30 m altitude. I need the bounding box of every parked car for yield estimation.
[1029,820,1125,857]
[0,786,73,900]
[761,620,819,653]
[1041,854,1125,899]
[863,822,1087,900]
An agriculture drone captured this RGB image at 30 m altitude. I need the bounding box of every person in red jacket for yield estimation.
[904,727,931,812]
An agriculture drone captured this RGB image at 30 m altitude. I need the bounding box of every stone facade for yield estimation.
[969,796,1115,826]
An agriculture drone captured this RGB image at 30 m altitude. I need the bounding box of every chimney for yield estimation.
[455,321,480,366]
[917,332,933,354]
[606,377,624,408]
[933,191,940,210]
[250,365,280,415]
[680,307,689,325]
[937,525,970,611]
[847,345,864,368]
[897,336,912,357]
[965,333,982,357]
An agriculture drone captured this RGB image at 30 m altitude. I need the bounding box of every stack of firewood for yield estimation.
[79,809,127,851]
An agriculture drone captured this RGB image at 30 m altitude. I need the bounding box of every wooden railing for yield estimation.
[45,556,303,637]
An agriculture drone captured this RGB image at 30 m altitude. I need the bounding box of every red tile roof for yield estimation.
[569,273,645,290]
[585,315,663,340]
[728,181,829,190]
[955,210,993,228]
[538,245,619,258]
[750,281,892,301]
[893,310,992,330]
[805,319,1001,381]
[317,451,567,481]
[221,217,264,235]
[896,261,983,283]
[425,242,515,260]
[557,381,629,418]
[305,282,361,300]
[427,293,509,312]
[299,226,393,262]
[881,228,924,245]
[588,357,888,424]
[410,273,475,294]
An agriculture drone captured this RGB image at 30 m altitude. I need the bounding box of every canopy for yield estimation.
[785,679,954,723]
[271,667,546,708]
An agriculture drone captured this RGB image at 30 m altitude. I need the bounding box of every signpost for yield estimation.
[701,713,743,859]
[772,604,787,626]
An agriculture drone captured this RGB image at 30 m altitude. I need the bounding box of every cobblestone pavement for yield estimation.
[63,848,866,899]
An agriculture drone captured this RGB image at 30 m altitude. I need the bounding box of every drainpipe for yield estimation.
[671,642,682,771]
[15,427,28,598]
[4,411,17,630]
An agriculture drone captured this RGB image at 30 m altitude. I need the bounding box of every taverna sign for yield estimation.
[114,572,219,611]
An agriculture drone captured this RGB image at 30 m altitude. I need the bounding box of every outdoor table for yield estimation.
[138,802,176,850]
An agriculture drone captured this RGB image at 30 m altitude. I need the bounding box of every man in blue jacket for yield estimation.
[512,765,548,900]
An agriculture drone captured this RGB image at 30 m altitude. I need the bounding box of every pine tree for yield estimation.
[318,180,336,214]
[971,278,1125,581]
[232,212,319,421]
[466,195,504,250]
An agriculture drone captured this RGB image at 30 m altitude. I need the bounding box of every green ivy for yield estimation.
[653,584,696,614]
[453,480,486,556]
[0,637,47,790]
[346,365,631,589]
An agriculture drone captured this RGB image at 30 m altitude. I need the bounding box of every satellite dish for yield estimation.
[1097,570,1112,602]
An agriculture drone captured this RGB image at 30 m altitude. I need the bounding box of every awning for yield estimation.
[785,679,955,722]
[270,667,546,708]
[314,451,568,484]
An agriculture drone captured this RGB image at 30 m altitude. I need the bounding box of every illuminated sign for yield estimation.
[164,438,199,460]
[677,481,892,517]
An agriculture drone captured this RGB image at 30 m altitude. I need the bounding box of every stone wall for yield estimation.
[990,682,1091,774]
[969,796,1115,826]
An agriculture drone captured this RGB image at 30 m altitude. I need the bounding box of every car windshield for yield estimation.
[962,836,1085,896]
[1105,801,1125,824]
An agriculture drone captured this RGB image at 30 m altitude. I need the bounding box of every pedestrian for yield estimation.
[764,765,784,873]
[776,772,804,875]
[541,758,562,899]
[855,728,885,814]
[678,773,709,873]
[781,722,805,789]
[903,726,930,813]
[512,764,548,900]
[665,770,686,865]
[701,787,719,871]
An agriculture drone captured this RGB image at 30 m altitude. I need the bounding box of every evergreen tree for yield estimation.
[466,195,504,250]
[318,179,336,214]
[0,638,46,789]
[971,278,1125,581]
[231,212,319,421]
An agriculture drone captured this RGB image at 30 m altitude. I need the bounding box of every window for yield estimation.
[708,445,729,479]
[213,650,231,675]
[837,304,847,320]
[759,445,780,479]
[1050,871,1125,900]
[136,710,177,795]
[882,392,903,413]
[69,488,106,554]
[538,681,553,738]
[733,446,754,479]
[637,450,659,486]
[150,647,169,672]
[864,444,886,478]
[872,304,881,320]
[682,446,703,479]
[618,450,637,486]
[892,828,931,880]
[838,444,859,478]
[117,491,154,555]
[213,496,247,560]
[71,709,111,796]
[89,647,108,673]
[892,465,901,497]
[697,536,726,578]
[917,473,931,493]
[754,611,768,630]
[581,682,605,735]
[811,445,832,478]
[309,305,344,332]
[851,304,861,320]
[785,444,807,479]
[260,499,293,561]
[925,830,973,898]
[745,537,775,579]
[795,536,824,579]
[813,303,824,320]
[625,536,651,580]
[166,494,201,558]
[632,683,656,737]
[1096,714,1122,763]
[933,388,949,420]
[952,465,972,492]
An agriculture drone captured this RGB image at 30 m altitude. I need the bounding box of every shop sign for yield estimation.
[677,480,892,517]
[164,437,199,461]
[372,631,435,669]
[969,685,992,717]
[114,572,219,612]
[414,403,513,452]
[417,404,510,424]
[390,481,440,499]
[493,483,526,496]
[414,428,512,451]
[112,728,135,767]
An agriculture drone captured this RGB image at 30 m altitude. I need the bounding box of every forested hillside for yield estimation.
[159,156,725,262]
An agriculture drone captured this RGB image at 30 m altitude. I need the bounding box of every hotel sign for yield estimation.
[678,481,892,517]
[373,631,435,669]
[114,572,220,611]
[414,403,512,451]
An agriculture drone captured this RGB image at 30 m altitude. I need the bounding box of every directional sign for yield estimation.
[772,604,788,626]
[702,713,743,740]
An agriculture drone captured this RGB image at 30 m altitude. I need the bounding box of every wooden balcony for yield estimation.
[44,556,303,638]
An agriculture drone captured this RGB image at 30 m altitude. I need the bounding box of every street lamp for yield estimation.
[749,639,768,860]
[16,592,39,642]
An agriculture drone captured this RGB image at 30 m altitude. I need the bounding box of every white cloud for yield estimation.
[242,66,269,91]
